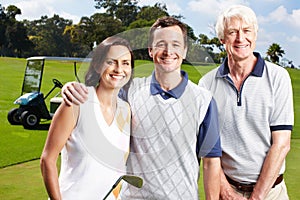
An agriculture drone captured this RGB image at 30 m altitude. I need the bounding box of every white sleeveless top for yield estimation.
[58,87,130,200]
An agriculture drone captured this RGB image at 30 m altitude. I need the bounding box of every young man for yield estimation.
[62,16,221,199]
[199,5,294,200]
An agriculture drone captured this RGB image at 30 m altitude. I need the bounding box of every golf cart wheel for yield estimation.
[7,108,21,125]
[20,111,40,129]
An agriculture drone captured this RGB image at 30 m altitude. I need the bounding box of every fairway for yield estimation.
[0,57,299,199]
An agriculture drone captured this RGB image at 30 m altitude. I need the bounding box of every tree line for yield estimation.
[0,0,287,65]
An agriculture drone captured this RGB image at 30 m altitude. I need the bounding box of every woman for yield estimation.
[40,36,134,200]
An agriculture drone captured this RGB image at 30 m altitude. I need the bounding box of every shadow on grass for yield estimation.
[22,123,51,130]
[34,123,50,130]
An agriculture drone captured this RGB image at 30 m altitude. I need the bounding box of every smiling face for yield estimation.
[99,45,132,89]
[222,17,257,62]
[149,25,187,74]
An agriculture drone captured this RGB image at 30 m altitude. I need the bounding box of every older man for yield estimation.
[199,5,294,200]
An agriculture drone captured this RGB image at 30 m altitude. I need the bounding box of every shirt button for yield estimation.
[162,92,165,96]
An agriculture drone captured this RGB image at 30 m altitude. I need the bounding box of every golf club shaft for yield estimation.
[102,177,123,200]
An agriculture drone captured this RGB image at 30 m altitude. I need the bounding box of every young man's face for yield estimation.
[222,17,257,61]
[149,25,187,74]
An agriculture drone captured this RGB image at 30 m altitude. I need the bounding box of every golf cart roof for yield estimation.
[26,56,91,62]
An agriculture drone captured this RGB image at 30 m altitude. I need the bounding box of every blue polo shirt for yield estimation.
[150,71,188,100]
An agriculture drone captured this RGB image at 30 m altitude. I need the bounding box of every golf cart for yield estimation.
[7,56,88,129]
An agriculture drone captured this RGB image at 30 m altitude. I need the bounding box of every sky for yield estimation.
[2,0,300,67]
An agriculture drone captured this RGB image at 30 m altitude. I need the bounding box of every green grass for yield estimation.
[0,57,84,168]
[0,57,299,199]
[0,159,47,199]
[288,68,300,139]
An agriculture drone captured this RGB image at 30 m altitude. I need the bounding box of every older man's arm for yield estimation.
[250,130,291,200]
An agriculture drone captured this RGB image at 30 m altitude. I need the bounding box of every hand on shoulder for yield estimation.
[61,81,88,106]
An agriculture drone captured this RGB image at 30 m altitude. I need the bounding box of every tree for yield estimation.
[64,16,95,54]
[136,3,168,21]
[6,21,33,57]
[65,13,125,53]
[28,15,73,56]
[266,43,285,64]
[123,3,171,60]
[115,0,139,26]
[1,1,209,59]
[5,5,21,20]
[94,0,118,16]
[196,33,225,63]
[0,5,33,57]
[198,34,209,44]
[94,0,139,26]
[198,34,223,52]
[0,4,7,55]
[186,25,197,42]
[210,37,224,52]
[90,13,125,46]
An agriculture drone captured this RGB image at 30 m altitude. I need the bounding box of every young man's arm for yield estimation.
[198,98,222,199]
[203,157,220,199]
[219,169,248,200]
[61,82,88,106]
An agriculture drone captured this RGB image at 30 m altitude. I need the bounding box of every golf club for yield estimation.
[102,175,143,200]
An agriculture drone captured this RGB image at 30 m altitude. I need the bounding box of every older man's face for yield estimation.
[222,17,257,61]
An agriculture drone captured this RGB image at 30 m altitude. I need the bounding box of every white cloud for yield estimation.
[259,6,300,29]
[3,0,95,23]
[288,9,300,27]
[60,11,81,23]
[287,35,300,43]
[166,3,182,15]
[183,0,252,36]
[263,0,283,2]
[187,0,249,17]
[256,28,273,45]
[138,0,155,6]
[9,0,61,21]
[138,0,182,15]
[267,5,287,23]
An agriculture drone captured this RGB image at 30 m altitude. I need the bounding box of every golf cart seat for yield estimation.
[50,97,63,116]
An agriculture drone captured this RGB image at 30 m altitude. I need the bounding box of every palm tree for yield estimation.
[266,43,285,64]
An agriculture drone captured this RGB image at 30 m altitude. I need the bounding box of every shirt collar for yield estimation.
[150,70,188,99]
[217,52,265,78]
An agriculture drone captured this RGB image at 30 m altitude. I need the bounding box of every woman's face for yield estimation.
[99,45,132,89]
